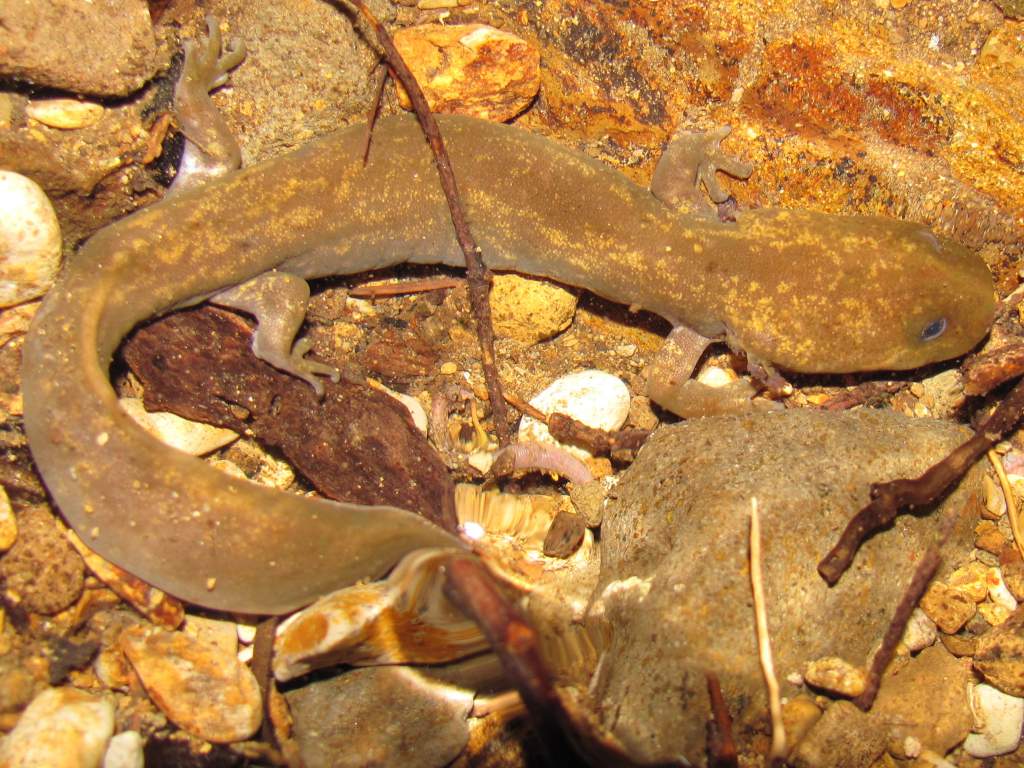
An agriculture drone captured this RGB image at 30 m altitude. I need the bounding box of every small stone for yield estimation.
[393,24,540,121]
[976,521,1009,554]
[980,602,1014,626]
[0,506,84,615]
[989,567,1019,611]
[791,700,884,768]
[102,730,144,768]
[120,625,262,743]
[782,696,822,752]
[488,274,577,345]
[939,632,977,656]
[974,611,1024,696]
[873,645,972,758]
[899,608,937,652]
[983,474,1007,519]
[1001,559,1024,601]
[518,370,630,460]
[963,683,1024,757]
[920,582,977,633]
[119,398,239,456]
[0,485,16,551]
[0,687,114,768]
[0,171,62,308]
[25,99,104,129]
[439,361,459,375]
[286,666,473,768]
[803,656,866,697]
[948,561,991,602]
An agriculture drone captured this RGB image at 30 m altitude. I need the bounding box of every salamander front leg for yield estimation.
[650,125,753,216]
[647,325,780,418]
[212,272,341,396]
[170,16,247,193]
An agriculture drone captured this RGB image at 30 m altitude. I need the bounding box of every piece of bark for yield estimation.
[121,306,456,530]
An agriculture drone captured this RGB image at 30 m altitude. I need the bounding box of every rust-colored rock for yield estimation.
[393,23,540,121]
[120,625,262,743]
[121,306,456,530]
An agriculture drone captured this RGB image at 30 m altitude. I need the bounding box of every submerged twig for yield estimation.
[441,555,584,765]
[819,375,1024,585]
[749,498,786,764]
[343,0,512,445]
[989,449,1024,561]
[348,276,462,298]
[852,506,955,711]
[705,672,738,768]
[252,616,280,745]
[361,58,387,164]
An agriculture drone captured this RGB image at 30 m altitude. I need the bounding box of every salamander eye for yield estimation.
[920,317,947,342]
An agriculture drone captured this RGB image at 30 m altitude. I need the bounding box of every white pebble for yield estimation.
[518,370,630,459]
[900,608,938,652]
[987,567,1019,612]
[964,683,1024,757]
[119,397,238,456]
[102,731,144,768]
[0,687,115,768]
[0,171,62,307]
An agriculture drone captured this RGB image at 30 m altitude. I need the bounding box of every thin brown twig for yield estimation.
[349,276,462,298]
[361,58,388,164]
[819,375,1024,585]
[344,0,513,445]
[705,672,738,767]
[851,505,956,711]
[252,615,280,745]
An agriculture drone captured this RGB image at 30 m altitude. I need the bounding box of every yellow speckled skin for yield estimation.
[21,115,995,614]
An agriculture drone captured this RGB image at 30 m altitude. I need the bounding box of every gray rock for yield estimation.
[0,0,158,97]
[285,666,473,768]
[587,410,981,765]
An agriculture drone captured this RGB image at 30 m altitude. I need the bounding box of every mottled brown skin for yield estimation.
[22,115,995,615]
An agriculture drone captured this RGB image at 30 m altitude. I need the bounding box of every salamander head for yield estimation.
[722,211,996,374]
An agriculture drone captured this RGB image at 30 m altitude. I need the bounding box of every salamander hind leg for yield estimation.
[646,325,781,418]
[212,272,341,396]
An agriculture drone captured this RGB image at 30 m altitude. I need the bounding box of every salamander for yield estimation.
[21,22,995,615]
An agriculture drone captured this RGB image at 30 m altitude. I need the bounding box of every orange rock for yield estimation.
[120,625,261,743]
[393,24,540,121]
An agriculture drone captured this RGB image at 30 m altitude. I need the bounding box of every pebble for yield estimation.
[120,625,262,743]
[947,561,991,602]
[488,274,578,344]
[285,666,473,768]
[273,548,487,681]
[963,683,1024,757]
[0,485,16,551]
[183,615,238,658]
[0,171,62,308]
[0,687,114,768]
[920,582,977,633]
[974,611,1024,696]
[0,505,84,615]
[101,730,144,768]
[393,24,540,121]
[26,99,104,129]
[119,397,239,456]
[1002,559,1024,601]
[900,608,937,652]
[518,370,630,459]
[803,656,866,697]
